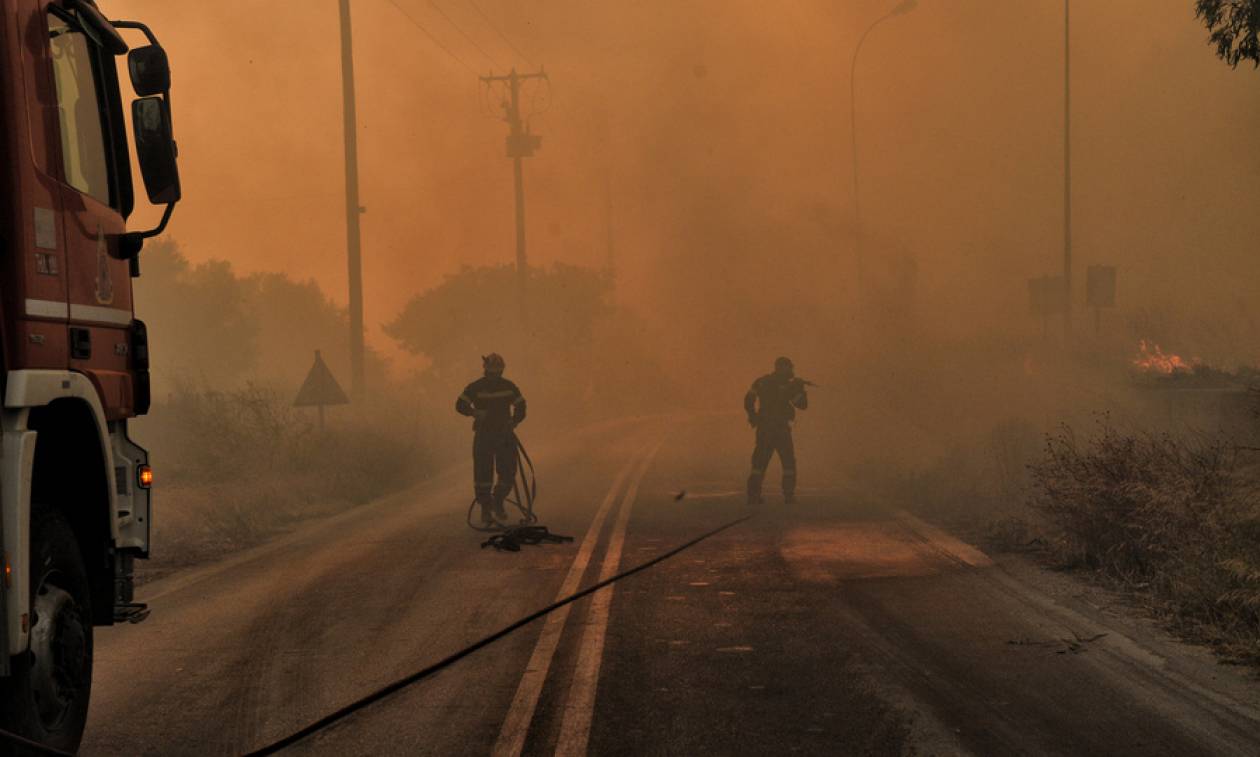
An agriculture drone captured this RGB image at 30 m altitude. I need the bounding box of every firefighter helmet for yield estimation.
[775,356,794,372]
[483,353,506,375]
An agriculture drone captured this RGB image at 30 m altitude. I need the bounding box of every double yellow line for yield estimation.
[493,441,662,757]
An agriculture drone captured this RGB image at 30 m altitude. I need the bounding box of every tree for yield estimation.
[1196,0,1260,67]
[135,240,259,390]
[134,240,387,394]
[241,271,388,390]
[385,263,674,419]
[385,264,613,384]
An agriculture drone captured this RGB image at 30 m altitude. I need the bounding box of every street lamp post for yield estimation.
[1063,0,1072,338]
[850,0,917,307]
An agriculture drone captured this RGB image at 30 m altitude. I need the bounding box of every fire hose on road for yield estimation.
[241,512,751,756]
[0,510,751,757]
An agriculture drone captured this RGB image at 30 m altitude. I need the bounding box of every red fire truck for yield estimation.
[0,0,179,751]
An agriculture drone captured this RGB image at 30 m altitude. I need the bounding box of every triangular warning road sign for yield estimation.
[294,350,350,407]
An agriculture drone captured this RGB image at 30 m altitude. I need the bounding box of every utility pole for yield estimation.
[481,68,546,317]
[604,170,615,275]
[1063,0,1073,338]
[339,0,365,397]
[849,0,917,314]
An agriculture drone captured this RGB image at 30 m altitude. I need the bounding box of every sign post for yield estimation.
[1086,265,1117,334]
[1028,275,1066,339]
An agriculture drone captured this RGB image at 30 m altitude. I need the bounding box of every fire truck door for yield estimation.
[46,6,133,417]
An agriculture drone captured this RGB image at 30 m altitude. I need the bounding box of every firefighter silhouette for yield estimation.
[455,353,527,525]
[744,356,808,505]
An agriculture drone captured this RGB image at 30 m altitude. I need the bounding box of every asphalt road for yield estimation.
[80,416,1260,756]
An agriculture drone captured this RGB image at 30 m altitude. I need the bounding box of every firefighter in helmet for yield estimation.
[744,356,808,505]
[455,353,527,525]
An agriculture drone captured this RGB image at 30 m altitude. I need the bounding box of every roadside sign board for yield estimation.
[294,350,350,408]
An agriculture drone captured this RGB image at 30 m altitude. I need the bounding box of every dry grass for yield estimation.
[132,382,439,579]
[885,418,1049,552]
[1030,421,1260,664]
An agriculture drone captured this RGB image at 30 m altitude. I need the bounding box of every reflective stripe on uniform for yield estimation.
[749,467,766,476]
[458,394,474,404]
[513,396,526,405]
[477,390,517,399]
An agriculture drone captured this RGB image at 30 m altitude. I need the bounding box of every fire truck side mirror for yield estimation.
[132,97,181,206]
[128,45,170,97]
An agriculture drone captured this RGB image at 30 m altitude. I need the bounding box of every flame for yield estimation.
[1132,339,1197,374]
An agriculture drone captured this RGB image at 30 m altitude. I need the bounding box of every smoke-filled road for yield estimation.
[81,416,1260,756]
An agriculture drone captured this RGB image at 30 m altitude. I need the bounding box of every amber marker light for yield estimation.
[3,555,11,589]
[138,465,154,489]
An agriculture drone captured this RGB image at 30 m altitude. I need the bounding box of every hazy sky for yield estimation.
[109,0,1260,370]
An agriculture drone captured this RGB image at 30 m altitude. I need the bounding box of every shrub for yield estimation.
[147,381,424,498]
[1030,421,1260,661]
[131,381,436,573]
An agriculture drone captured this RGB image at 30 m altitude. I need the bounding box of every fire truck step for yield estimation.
[113,602,151,624]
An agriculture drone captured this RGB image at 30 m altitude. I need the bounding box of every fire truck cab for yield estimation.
[0,0,179,751]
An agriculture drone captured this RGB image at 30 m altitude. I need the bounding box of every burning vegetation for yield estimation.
[1129,339,1260,398]
[1132,339,1199,375]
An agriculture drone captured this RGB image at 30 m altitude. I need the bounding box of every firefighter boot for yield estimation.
[747,470,765,506]
[477,495,498,527]
[491,482,512,523]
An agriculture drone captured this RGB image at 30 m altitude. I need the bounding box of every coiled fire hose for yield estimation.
[465,433,573,550]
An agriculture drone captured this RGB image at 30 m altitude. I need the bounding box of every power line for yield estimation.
[526,75,551,118]
[426,0,504,70]
[479,78,500,118]
[383,0,479,75]
[465,0,536,67]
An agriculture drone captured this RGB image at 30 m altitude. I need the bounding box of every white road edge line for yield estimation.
[491,443,649,757]
[895,510,993,568]
[553,442,661,757]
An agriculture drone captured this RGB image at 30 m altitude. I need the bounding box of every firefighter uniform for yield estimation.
[744,365,808,503]
[456,370,527,519]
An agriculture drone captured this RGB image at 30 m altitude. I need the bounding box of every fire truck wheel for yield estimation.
[0,508,93,756]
